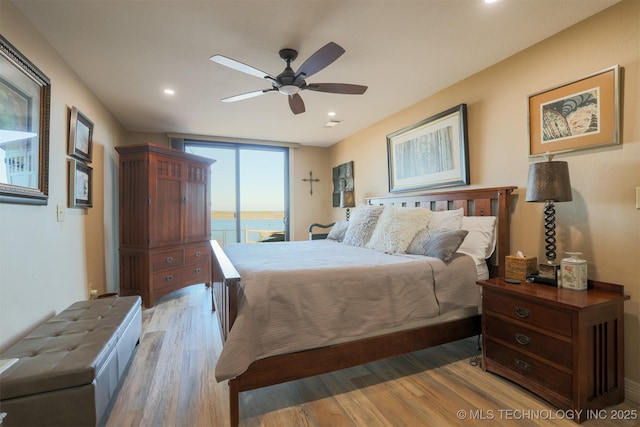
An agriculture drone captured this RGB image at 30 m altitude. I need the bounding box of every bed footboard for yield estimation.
[210,240,240,342]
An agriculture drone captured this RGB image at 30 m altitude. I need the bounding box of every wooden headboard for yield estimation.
[366,186,517,278]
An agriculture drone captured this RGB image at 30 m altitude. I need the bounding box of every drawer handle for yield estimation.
[514,333,532,345]
[165,257,174,263]
[195,268,202,274]
[515,358,531,372]
[165,275,174,281]
[515,306,531,318]
[195,251,202,257]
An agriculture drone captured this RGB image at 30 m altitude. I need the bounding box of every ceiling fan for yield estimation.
[210,42,368,115]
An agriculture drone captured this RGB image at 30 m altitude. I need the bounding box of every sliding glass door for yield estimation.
[185,141,289,246]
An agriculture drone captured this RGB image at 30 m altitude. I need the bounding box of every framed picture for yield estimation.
[528,65,620,157]
[68,159,93,208]
[0,35,51,205]
[68,106,94,162]
[387,104,469,193]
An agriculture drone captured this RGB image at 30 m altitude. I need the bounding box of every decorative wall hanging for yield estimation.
[68,158,93,208]
[68,106,94,162]
[528,65,620,157]
[302,170,319,195]
[332,161,354,207]
[387,104,469,193]
[0,35,51,205]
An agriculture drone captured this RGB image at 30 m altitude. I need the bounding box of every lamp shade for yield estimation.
[339,190,356,208]
[525,161,572,203]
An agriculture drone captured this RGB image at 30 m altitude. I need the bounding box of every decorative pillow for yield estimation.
[326,220,349,241]
[428,207,464,230]
[406,229,469,262]
[366,206,433,253]
[456,216,497,280]
[342,205,384,247]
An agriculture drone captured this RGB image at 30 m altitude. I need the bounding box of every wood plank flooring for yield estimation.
[106,284,639,426]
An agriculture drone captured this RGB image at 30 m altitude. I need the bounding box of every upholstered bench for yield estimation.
[0,296,142,426]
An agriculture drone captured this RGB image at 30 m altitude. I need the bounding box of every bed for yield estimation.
[210,186,516,426]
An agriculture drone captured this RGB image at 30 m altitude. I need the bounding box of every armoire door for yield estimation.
[149,154,184,247]
[184,159,211,243]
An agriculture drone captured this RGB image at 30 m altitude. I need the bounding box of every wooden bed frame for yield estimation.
[210,186,516,426]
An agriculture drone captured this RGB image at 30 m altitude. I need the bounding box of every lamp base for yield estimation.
[537,263,560,286]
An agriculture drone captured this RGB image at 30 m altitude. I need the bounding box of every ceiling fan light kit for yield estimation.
[210,42,367,115]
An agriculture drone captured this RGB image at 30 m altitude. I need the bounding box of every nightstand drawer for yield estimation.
[483,289,572,337]
[485,313,572,369]
[485,340,572,399]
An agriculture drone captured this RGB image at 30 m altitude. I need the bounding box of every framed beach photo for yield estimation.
[528,65,620,157]
[68,106,94,162]
[68,158,92,208]
[387,104,469,193]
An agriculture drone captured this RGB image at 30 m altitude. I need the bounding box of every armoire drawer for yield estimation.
[153,261,210,290]
[151,249,184,271]
[484,313,572,369]
[185,243,210,264]
[483,289,572,337]
[485,340,572,399]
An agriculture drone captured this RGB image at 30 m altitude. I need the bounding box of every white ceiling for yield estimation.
[13,0,619,147]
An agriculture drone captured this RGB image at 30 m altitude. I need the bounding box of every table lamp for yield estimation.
[525,158,572,283]
[340,190,355,220]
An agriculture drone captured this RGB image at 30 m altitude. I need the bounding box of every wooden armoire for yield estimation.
[115,143,216,307]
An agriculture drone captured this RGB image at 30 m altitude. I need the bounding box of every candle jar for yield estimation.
[561,252,588,291]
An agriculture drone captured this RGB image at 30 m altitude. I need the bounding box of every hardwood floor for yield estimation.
[106,284,639,427]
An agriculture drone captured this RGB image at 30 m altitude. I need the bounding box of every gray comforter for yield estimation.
[215,239,479,381]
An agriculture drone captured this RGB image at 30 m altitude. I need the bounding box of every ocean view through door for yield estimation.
[185,142,289,246]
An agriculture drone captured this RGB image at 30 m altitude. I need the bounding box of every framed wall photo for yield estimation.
[528,65,620,157]
[387,104,469,193]
[68,158,93,208]
[0,34,51,205]
[68,106,94,162]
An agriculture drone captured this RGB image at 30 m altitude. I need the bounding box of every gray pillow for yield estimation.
[406,229,469,262]
[327,220,349,241]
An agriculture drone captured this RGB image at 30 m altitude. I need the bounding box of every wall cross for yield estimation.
[302,170,320,195]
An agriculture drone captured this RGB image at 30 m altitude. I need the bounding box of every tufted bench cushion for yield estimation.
[0,296,142,426]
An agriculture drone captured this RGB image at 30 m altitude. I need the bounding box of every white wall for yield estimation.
[0,1,127,350]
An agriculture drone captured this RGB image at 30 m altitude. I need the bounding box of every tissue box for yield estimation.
[505,256,537,281]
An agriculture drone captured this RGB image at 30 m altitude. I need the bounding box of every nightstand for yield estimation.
[477,277,629,423]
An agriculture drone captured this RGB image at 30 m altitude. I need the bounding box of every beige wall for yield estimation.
[328,0,639,389]
[0,2,128,350]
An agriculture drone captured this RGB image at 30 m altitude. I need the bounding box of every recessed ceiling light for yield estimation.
[164,89,175,95]
[328,111,336,117]
[484,0,498,3]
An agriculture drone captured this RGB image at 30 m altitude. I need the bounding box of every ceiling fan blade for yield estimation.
[306,83,368,95]
[295,42,345,79]
[221,88,275,103]
[210,54,276,81]
[288,93,305,115]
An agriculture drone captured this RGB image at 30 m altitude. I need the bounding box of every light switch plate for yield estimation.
[57,204,65,222]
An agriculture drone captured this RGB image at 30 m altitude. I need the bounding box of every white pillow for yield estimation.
[457,216,497,280]
[428,207,464,230]
[327,220,349,241]
[367,206,432,253]
[342,205,384,247]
